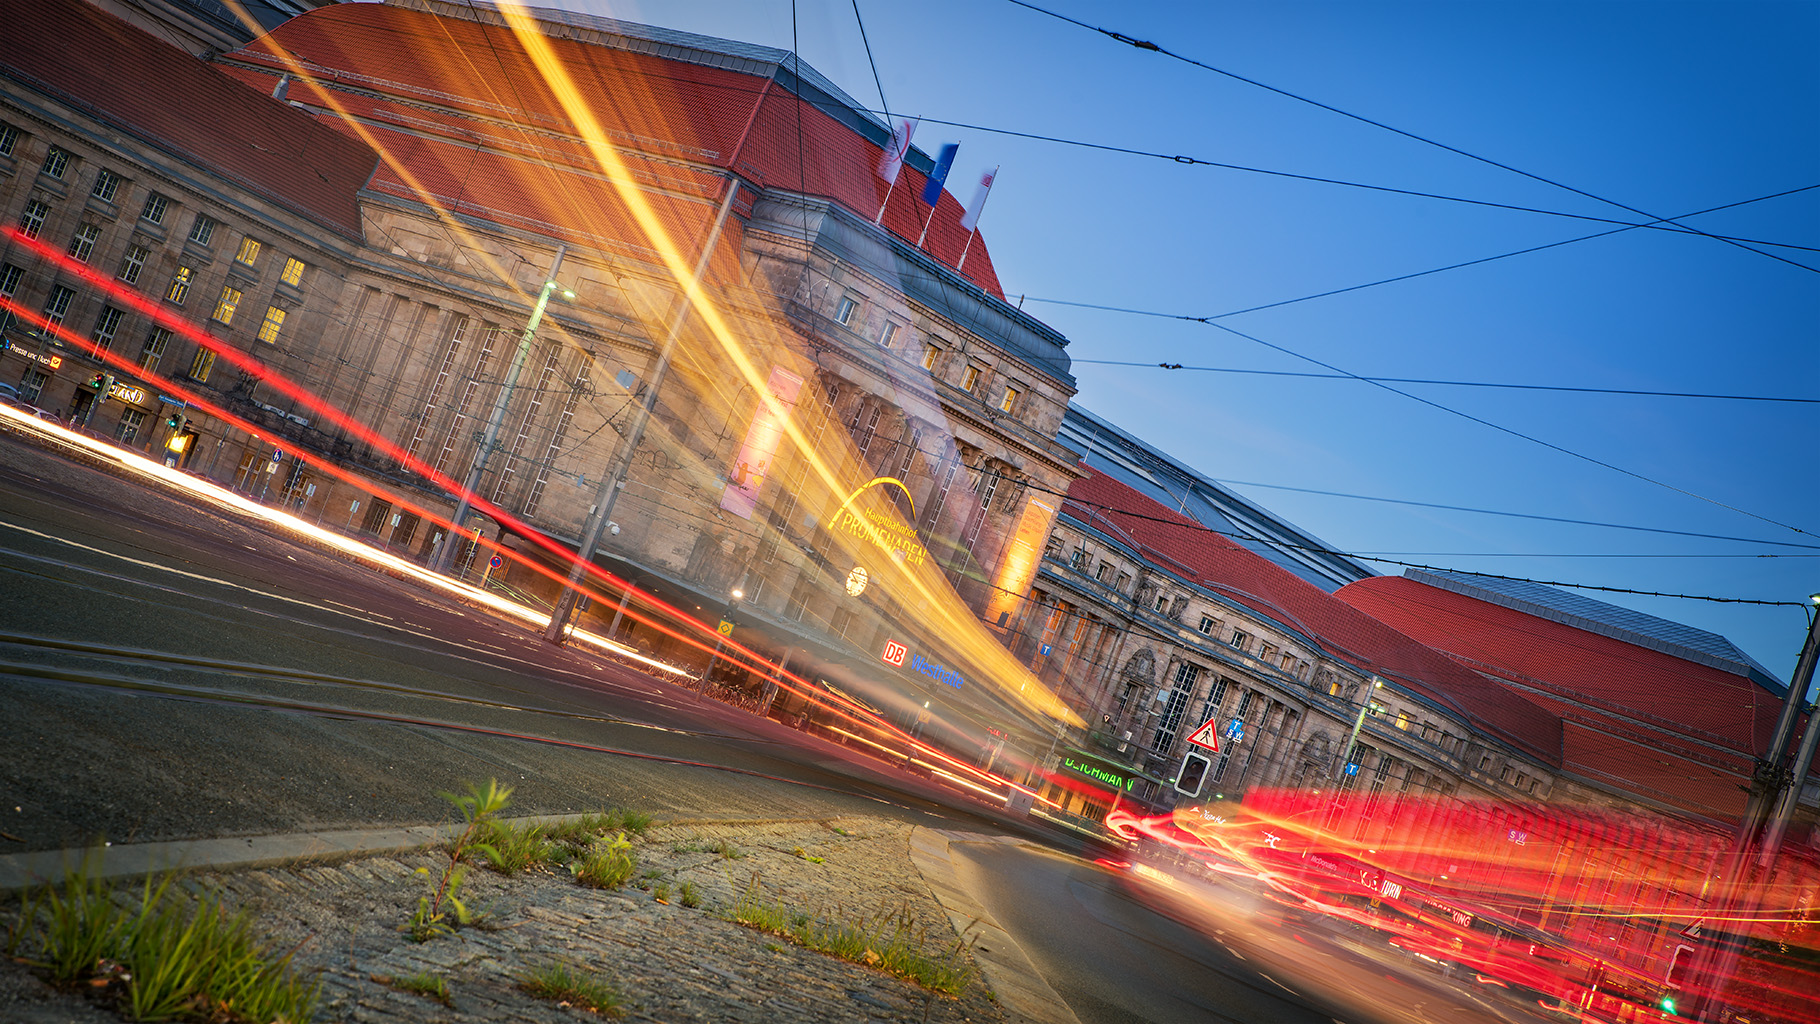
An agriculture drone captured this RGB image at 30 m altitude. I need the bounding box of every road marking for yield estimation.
[1260,972,1296,995]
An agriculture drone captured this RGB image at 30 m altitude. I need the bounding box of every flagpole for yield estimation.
[956,165,998,272]
[915,203,937,248]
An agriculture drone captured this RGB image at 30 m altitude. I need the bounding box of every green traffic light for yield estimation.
[1660,996,1676,1014]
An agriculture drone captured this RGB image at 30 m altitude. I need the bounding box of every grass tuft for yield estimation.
[725,879,976,996]
[713,839,744,861]
[378,971,453,1007]
[518,959,625,1016]
[14,854,319,1023]
[677,881,702,909]
[475,819,554,875]
[571,833,638,890]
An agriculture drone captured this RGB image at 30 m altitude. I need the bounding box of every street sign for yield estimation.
[717,619,734,636]
[1184,717,1221,752]
[489,555,503,569]
[1681,920,1703,939]
[1040,643,1052,657]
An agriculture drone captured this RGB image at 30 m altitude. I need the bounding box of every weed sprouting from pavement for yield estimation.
[725,877,977,996]
[409,778,510,941]
[519,959,625,1016]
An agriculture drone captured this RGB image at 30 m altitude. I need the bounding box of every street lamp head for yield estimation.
[730,588,744,601]
[1809,593,1820,605]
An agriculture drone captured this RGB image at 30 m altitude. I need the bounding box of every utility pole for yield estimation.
[543,181,739,644]
[433,245,569,574]
[1690,594,1820,1023]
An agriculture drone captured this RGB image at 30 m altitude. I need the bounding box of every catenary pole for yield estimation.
[543,180,739,644]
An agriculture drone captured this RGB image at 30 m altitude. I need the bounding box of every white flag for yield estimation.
[877,118,917,185]
[960,166,997,232]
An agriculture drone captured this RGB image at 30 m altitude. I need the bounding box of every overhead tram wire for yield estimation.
[1001,0,1820,276]
[450,45,1817,254]
[1029,182,1820,326]
[1068,361,1818,406]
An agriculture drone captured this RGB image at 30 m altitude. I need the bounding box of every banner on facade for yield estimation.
[719,366,804,519]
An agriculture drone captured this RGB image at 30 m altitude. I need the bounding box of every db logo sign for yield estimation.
[880,639,907,667]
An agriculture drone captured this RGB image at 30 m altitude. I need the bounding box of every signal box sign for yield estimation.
[1184,717,1221,753]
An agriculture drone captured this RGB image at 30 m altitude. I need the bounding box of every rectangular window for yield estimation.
[41,147,69,179]
[961,364,981,393]
[234,236,261,267]
[833,295,856,325]
[140,192,169,225]
[90,169,122,203]
[165,266,193,304]
[1197,615,1216,635]
[187,214,215,247]
[91,306,124,351]
[18,200,50,239]
[256,305,286,343]
[66,223,101,263]
[999,385,1020,413]
[117,243,149,284]
[921,344,939,370]
[115,408,145,444]
[280,256,305,287]
[21,369,46,403]
[211,285,241,325]
[140,327,171,373]
[0,123,18,156]
[978,467,998,510]
[188,346,215,383]
[1231,629,1250,651]
[43,285,74,327]
[878,321,898,348]
[0,263,22,298]
[1095,562,1113,583]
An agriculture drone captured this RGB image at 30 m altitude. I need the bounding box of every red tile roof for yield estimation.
[0,0,375,240]
[1336,574,1802,820]
[1063,468,1565,766]
[221,3,1005,295]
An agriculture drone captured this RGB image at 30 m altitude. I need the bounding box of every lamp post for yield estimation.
[1335,676,1384,780]
[433,244,572,573]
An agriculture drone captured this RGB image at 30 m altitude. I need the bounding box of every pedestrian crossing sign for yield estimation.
[1185,717,1220,752]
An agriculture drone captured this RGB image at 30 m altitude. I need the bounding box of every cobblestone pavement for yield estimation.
[1,814,1023,1024]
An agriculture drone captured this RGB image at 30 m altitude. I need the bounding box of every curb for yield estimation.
[909,827,1081,1024]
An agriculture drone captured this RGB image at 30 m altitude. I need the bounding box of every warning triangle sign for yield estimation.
[1185,717,1220,752]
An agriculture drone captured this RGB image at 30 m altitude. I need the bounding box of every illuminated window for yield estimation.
[211,285,242,325]
[18,200,50,239]
[165,266,193,305]
[187,214,215,247]
[921,343,939,370]
[999,385,1020,413]
[256,305,286,343]
[961,365,980,393]
[91,168,122,203]
[91,306,124,351]
[140,327,170,373]
[1395,711,1413,731]
[833,295,856,326]
[0,123,18,156]
[280,257,305,287]
[117,244,149,285]
[140,192,169,225]
[878,321,898,348]
[188,346,215,383]
[41,146,69,179]
[66,223,101,263]
[234,236,261,267]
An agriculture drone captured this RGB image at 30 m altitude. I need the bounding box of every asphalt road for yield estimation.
[0,427,1531,1024]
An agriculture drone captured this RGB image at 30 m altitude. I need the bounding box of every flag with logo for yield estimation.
[877,118,916,185]
[921,143,958,206]
[960,166,997,231]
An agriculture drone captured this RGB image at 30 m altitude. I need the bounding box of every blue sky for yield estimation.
[582,0,1818,681]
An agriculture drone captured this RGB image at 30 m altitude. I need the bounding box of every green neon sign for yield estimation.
[1061,755,1137,791]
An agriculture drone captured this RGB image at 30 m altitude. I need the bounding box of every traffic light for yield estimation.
[1175,750,1212,797]
[85,373,105,390]
[166,411,183,429]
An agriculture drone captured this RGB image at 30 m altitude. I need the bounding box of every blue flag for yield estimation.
[921,143,958,206]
